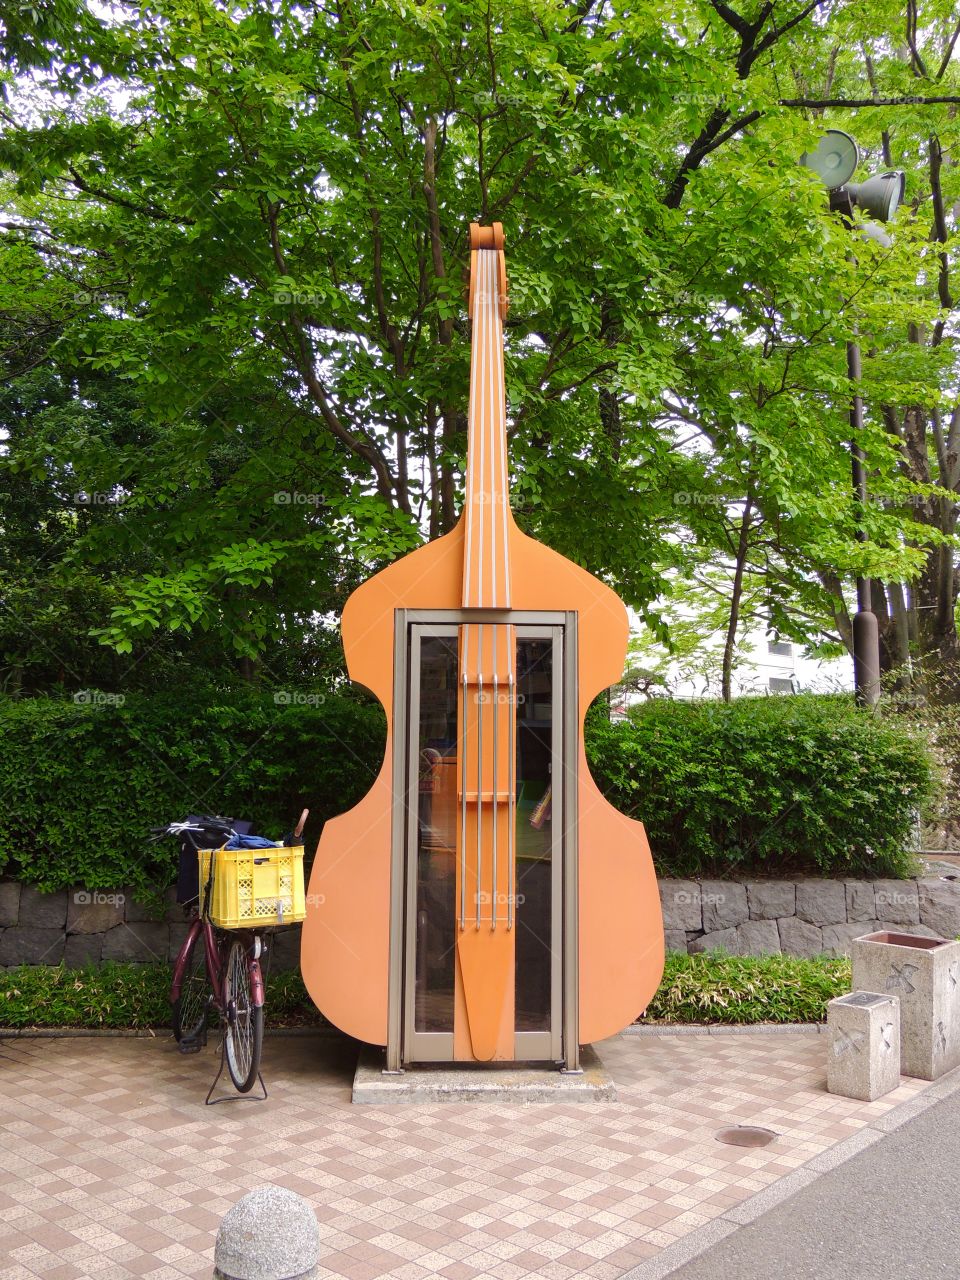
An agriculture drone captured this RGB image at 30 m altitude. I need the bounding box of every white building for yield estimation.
[619,609,853,705]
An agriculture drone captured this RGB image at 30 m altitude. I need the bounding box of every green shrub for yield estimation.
[587,694,934,878]
[0,962,329,1029]
[0,961,173,1028]
[0,953,847,1029]
[0,690,385,899]
[644,951,850,1024]
[0,689,934,896]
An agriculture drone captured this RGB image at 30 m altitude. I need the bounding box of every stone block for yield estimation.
[918,879,960,940]
[827,992,900,1102]
[0,926,65,966]
[17,886,67,929]
[123,889,164,922]
[663,930,688,953]
[736,919,781,956]
[215,1185,320,1280]
[845,881,876,923]
[658,880,703,932]
[688,927,739,955]
[745,880,795,921]
[852,931,960,1080]
[101,922,169,963]
[168,922,192,962]
[822,922,876,957]
[777,917,823,959]
[0,882,20,927]
[164,886,186,923]
[796,880,847,926]
[66,890,124,934]
[64,933,103,966]
[701,880,748,932]
[352,1044,615,1104]
[873,880,920,925]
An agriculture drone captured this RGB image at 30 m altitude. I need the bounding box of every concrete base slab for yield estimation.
[351,1044,616,1103]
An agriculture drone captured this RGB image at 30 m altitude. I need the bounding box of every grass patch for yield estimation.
[1,952,850,1031]
[643,951,851,1025]
[0,962,325,1030]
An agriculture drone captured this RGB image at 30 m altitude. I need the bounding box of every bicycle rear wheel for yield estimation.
[172,924,210,1046]
[223,938,264,1092]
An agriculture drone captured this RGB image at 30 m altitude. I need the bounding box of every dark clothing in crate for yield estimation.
[175,816,252,905]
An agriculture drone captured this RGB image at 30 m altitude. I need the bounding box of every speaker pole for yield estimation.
[847,337,881,707]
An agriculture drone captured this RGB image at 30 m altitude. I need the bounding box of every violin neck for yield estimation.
[462,238,512,610]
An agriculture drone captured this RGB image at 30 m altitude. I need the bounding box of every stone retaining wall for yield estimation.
[660,876,960,957]
[0,882,302,969]
[2,875,959,967]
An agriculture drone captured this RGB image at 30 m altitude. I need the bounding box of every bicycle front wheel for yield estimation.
[223,938,264,1092]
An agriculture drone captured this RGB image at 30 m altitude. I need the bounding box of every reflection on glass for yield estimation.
[414,636,458,1033]
[514,638,553,1034]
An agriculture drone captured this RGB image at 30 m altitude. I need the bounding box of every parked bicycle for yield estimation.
[152,811,308,1095]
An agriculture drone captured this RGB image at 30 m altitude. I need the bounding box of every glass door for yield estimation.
[406,627,459,1060]
[402,622,563,1063]
[513,632,562,1061]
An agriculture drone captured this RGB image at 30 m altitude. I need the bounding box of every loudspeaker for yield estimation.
[847,172,905,222]
[800,129,859,189]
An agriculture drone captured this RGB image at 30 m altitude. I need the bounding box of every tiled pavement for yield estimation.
[0,1028,931,1280]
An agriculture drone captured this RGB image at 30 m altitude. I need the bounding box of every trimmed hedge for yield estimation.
[0,689,934,896]
[0,953,849,1029]
[587,695,934,879]
[0,690,385,899]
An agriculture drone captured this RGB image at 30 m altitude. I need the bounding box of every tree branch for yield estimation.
[906,0,930,79]
[936,17,960,80]
[929,134,954,312]
[663,110,761,208]
[67,166,194,224]
[263,203,398,505]
[780,94,960,106]
[752,0,822,60]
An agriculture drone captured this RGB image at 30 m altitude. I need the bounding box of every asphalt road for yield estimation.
[664,1090,960,1280]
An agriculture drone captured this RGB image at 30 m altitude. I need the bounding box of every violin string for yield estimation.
[495,254,511,605]
[476,624,483,930]
[486,254,497,609]
[477,257,487,609]
[460,248,515,937]
[462,251,479,608]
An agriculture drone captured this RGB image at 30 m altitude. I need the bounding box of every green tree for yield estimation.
[0,0,957,690]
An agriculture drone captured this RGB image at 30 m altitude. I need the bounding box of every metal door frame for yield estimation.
[386,609,579,1072]
[402,621,459,1063]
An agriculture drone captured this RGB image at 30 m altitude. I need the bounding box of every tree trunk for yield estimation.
[721,496,755,703]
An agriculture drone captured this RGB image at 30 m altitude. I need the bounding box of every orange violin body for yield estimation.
[301,223,664,1062]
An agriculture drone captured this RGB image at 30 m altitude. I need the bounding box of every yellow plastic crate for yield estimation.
[197,845,306,929]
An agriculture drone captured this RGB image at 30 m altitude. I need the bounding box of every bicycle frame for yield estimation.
[171,916,265,1009]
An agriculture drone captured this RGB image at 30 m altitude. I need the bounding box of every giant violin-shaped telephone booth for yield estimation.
[301,222,664,1069]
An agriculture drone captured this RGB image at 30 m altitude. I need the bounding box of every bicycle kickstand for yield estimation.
[204,1030,268,1106]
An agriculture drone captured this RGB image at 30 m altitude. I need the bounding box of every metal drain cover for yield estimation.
[715,1125,778,1148]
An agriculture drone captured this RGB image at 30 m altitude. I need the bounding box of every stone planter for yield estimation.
[852,931,960,1081]
[827,992,900,1102]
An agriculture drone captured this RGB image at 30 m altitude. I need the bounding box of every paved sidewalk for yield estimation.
[653,1081,960,1280]
[0,1028,934,1280]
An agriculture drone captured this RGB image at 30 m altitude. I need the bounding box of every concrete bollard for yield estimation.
[827,991,900,1102]
[852,931,960,1081]
[214,1185,320,1280]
